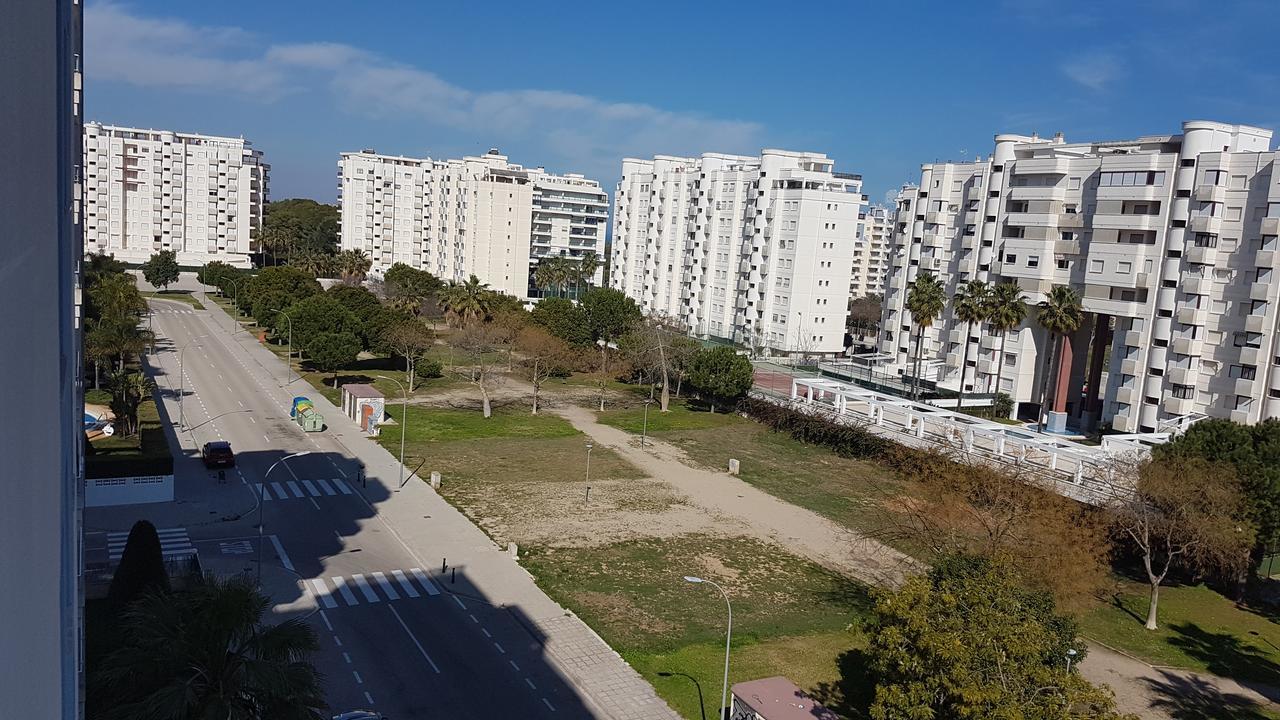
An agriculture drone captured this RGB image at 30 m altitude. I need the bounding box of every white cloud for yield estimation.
[84,2,763,181]
[1060,50,1124,91]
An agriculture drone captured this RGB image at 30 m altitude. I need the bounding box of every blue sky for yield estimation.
[86,1,1280,206]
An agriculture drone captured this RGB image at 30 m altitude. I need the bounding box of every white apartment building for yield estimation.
[852,205,893,298]
[610,150,866,355]
[337,149,606,299]
[2,2,83,717]
[82,123,267,267]
[879,120,1280,433]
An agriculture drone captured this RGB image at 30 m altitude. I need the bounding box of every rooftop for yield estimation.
[731,676,839,720]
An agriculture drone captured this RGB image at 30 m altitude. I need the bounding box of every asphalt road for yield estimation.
[140,300,595,719]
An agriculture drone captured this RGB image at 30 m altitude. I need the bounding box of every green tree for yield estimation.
[92,573,326,720]
[333,248,372,283]
[140,250,181,291]
[382,262,440,316]
[439,274,494,326]
[383,319,436,392]
[580,287,641,345]
[326,285,386,349]
[283,295,360,355]
[307,331,361,386]
[265,198,338,257]
[107,520,170,611]
[1155,418,1280,549]
[243,266,321,323]
[259,216,301,266]
[905,271,946,400]
[83,251,128,290]
[108,370,154,437]
[289,248,333,278]
[952,280,990,411]
[577,251,600,296]
[986,282,1027,407]
[516,325,572,414]
[197,260,238,292]
[687,346,754,413]
[530,297,591,345]
[868,555,1133,720]
[1111,456,1255,630]
[1036,284,1084,432]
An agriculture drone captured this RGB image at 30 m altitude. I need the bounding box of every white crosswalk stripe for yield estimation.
[254,478,352,501]
[107,527,194,561]
[286,480,304,498]
[332,478,353,495]
[301,479,320,496]
[314,478,337,495]
[270,481,288,500]
[307,570,440,607]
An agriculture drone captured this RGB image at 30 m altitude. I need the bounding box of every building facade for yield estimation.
[337,149,606,299]
[852,205,893,298]
[0,1,84,717]
[879,120,1280,432]
[83,123,268,267]
[610,150,866,355]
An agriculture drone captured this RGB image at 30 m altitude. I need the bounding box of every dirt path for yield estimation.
[1080,642,1280,719]
[551,403,915,587]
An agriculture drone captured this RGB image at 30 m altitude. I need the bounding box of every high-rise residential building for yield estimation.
[337,149,607,299]
[609,150,866,355]
[1,1,84,717]
[82,123,268,267]
[878,120,1280,433]
[852,204,893,298]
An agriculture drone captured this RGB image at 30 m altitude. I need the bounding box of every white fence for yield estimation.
[85,474,174,507]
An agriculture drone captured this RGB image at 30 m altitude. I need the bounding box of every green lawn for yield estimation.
[523,536,873,719]
[378,405,579,444]
[143,290,203,310]
[1081,580,1280,689]
[598,401,742,434]
[84,389,173,478]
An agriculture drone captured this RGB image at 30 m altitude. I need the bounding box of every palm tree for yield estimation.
[986,282,1028,409]
[951,279,990,411]
[1036,284,1084,432]
[290,249,331,278]
[334,248,372,283]
[905,272,947,401]
[93,573,325,720]
[534,259,558,298]
[440,274,494,326]
[578,251,600,296]
[107,370,155,437]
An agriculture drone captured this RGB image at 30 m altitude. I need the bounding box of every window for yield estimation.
[1229,364,1258,380]
[1235,395,1253,411]
[1269,202,1280,219]
[1170,384,1194,399]
[1090,259,1104,273]
[1203,170,1226,186]
[1234,331,1263,348]
[1004,253,1017,264]
[1117,261,1132,274]
[1099,171,1166,187]
[1027,255,1039,268]
[1192,233,1218,248]
[1068,177,1081,190]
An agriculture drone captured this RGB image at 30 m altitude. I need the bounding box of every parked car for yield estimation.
[201,441,235,468]
[332,712,384,720]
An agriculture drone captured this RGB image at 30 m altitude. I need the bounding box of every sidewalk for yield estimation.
[196,292,681,720]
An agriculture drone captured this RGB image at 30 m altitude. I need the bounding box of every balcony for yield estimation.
[1193,184,1227,203]
[1008,185,1067,201]
[1179,275,1212,295]
[1163,396,1196,416]
[1176,306,1207,325]
[1263,217,1280,236]
[1005,212,1056,227]
[1168,367,1197,385]
[1251,281,1271,301]
[1239,346,1261,366]
[1185,245,1218,264]
[1190,215,1222,234]
[1120,358,1140,376]
[925,211,947,224]
[1234,377,1257,397]
[1057,213,1085,229]
[1246,314,1269,333]
[1115,386,1135,405]
[1259,250,1277,267]
[1171,336,1200,355]
[1121,329,1144,347]
[1054,239,1080,255]
[1231,409,1254,424]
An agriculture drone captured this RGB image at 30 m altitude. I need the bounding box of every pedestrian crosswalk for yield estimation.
[256,477,353,501]
[308,568,441,608]
[107,527,194,562]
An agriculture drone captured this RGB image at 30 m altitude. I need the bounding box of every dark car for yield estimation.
[201,441,235,468]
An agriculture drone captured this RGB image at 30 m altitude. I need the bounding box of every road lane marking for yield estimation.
[286,481,304,498]
[409,568,440,596]
[526,678,537,690]
[391,570,420,598]
[309,579,337,609]
[343,652,351,664]
[352,671,363,685]
[351,574,380,603]
[314,478,337,496]
[493,642,505,654]
[318,610,333,631]
[510,660,520,671]
[364,692,374,706]
[309,496,320,510]
[388,605,441,674]
[331,577,358,605]
[256,484,270,501]
[333,635,343,646]
[453,596,467,610]
[263,434,270,443]
[249,416,256,424]
[268,535,295,572]
[270,482,288,500]
[301,479,320,496]
[469,614,478,624]
[371,572,401,600]
[332,478,353,495]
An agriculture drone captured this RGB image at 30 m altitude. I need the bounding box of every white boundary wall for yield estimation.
[85,474,174,506]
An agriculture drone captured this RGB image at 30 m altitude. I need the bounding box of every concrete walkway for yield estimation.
[552,404,915,588]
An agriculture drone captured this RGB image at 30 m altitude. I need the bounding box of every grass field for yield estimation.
[523,536,873,719]
[144,290,203,310]
[1081,580,1280,688]
[84,388,173,478]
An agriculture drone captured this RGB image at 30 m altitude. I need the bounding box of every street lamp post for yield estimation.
[1065,648,1078,673]
[376,375,409,490]
[178,334,210,430]
[585,442,594,484]
[226,278,241,334]
[258,451,310,586]
[270,308,295,386]
[685,576,732,720]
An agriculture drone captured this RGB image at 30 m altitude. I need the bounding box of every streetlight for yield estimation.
[376,375,409,490]
[642,397,653,447]
[585,441,594,484]
[269,308,295,386]
[685,576,732,720]
[226,277,241,334]
[1065,648,1078,673]
[258,451,310,586]
[178,334,210,430]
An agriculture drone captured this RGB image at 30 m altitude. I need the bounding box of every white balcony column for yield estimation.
[790,379,798,401]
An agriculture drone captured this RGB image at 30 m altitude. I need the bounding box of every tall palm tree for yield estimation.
[905,272,947,401]
[93,573,325,720]
[334,248,372,283]
[107,370,155,437]
[534,259,558,298]
[578,251,600,296]
[440,274,494,326]
[290,249,331,278]
[986,282,1028,408]
[1036,284,1084,432]
[951,279,990,411]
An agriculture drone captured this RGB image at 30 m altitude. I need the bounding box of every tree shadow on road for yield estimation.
[1145,670,1279,720]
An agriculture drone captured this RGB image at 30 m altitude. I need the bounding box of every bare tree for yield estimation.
[516,326,571,414]
[1110,456,1255,629]
[453,322,504,418]
[383,320,434,392]
[620,316,687,412]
